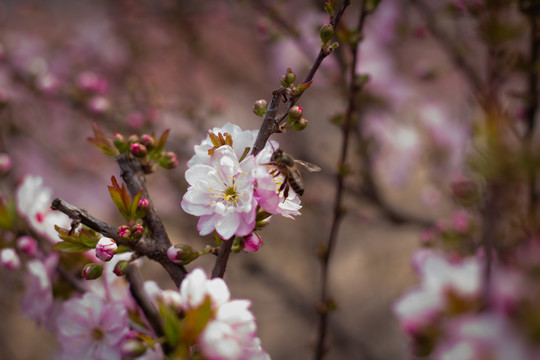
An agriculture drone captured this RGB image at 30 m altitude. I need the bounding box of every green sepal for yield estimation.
[154,129,170,156]
[159,302,182,349]
[0,198,16,230]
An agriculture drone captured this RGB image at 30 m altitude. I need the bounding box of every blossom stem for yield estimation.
[211,237,233,278]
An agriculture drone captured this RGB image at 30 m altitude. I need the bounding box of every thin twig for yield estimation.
[315,2,368,359]
[251,0,352,156]
[211,239,233,278]
[125,264,169,353]
[51,198,123,243]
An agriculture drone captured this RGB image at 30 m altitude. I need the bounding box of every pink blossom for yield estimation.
[179,268,230,311]
[394,251,483,334]
[57,292,129,360]
[0,248,20,270]
[243,233,263,253]
[88,95,110,113]
[0,153,12,172]
[452,210,470,233]
[95,237,117,262]
[181,146,258,239]
[16,235,39,257]
[16,175,71,243]
[21,255,59,329]
[77,71,109,94]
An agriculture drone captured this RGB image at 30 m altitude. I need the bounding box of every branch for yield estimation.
[211,239,233,279]
[125,264,169,353]
[251,0,352,156]
[315,2,368,359]
[117,154,187,286]
[51,198,123,243]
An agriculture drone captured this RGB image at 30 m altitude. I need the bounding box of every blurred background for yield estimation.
[0,0,501,359]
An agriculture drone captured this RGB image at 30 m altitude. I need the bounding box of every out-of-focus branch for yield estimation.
[125,264,169,353]
[409,0,484,96]
[117,154,187,286]
[251,0,352,156]
[315,2,368,359]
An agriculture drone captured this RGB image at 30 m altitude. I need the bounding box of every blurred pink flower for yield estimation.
[394,251,482,334]
[16,235,39,257]
[77,71,109,94]
[57,292,129,360]
[181,145,257,239]
[16,175,71,243]
[0,248,20,270]
[21,254,59,329]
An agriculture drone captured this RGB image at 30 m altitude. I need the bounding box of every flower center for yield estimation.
[92,327,104,341]
[223,185,238,203]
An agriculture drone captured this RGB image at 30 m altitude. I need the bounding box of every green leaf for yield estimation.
[179,296,213,343]
[0,198,15,230]
[129,190,144,220]
[79,228,101,248]
[154,129,170,155]
[108,176,132,220]
[53,240,93,253]
[159,302,181,348]
[87,122,119,157]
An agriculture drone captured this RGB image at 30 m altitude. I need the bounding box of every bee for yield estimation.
[265,148,321,198]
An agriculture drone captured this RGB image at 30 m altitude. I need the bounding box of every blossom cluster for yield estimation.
[146,267,269,359]
[181,123,302,241]
[394,248,540,359]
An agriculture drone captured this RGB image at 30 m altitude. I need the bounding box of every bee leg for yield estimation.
[283,185,289,200]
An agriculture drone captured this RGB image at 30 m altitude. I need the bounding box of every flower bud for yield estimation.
[121,339,147,358]
[130,143,147,157]
[131,224,144,239]
[320,24,334,44]
[139,134,156,150]
[243,233,263,253]
[160,289,183,312]
[82,263,103,280]
[280,74,288,87]
[117,225,132,241]
[0,153,12,173]
[451,177,479,206]
[0,248,20,270]
[16,236,38,257]
[113,133,128,151]
[95,237,117,262]
[292,117,308,131]
[128,134,140,145]
[167,244,199,264]
[288,106,303,122]
[159,151,178,169]
[285,68,296,84]
[113,260,130,276]
[136,198,150,218]
[253,99,267,117]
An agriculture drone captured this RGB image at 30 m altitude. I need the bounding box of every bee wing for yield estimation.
[294,159,321,172]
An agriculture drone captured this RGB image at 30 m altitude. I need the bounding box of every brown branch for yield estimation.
[51,198,124,244]
[251,0,352,156]
[211,239,233,279]
[117,154,187,287]
[125,264,170,353]
[315,2,368,359]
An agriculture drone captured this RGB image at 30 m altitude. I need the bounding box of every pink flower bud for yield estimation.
[0,153,12,173]
[82,263,103,280]
[16,236,38,257]
[113,133,128,152]
[167,244,198,264]
[139,134,155,149]
[118,225,132,241]
[131,224,144,239]
[167,245,184,263]
[130,143,147,157]
[288,106,303,121]
[0,248,20,270]
[137,198,150,218]
[95,237,117,262]
[121,339,147,358]
[113,260,130,276]
[243,233,263,253]
[159,151,178,169]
